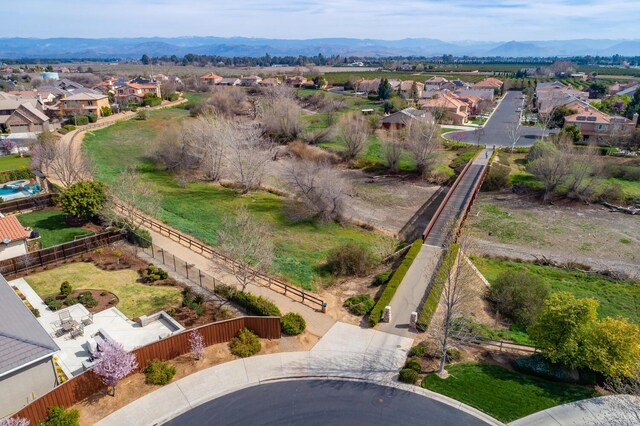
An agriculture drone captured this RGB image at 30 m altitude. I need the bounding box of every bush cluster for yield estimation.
[404,358,422,373]
[326,243,375,276]
[144,359,176,385]
[603,163,640,182]
[280,312,306,335]
[482,163,511,191]
[369,240,423,326]
[373,269,393,286]
[398,368,419,384]
[0,167,34,183]
[182,290,205,317]
[143,264,169,283]
[127,228,152,247]
[486,270,549,327]
[215,285,281,317]
[229,328,261,357]
[343,294,375,316]
[41,405,80,426]
[44,297,63,311]
[60,281,73,296]
[514,354,596,385]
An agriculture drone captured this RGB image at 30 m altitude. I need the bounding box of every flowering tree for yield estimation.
[92,340,137,396]
[0,417,30,426]
[189,330,205,360]
[0,139,16,155]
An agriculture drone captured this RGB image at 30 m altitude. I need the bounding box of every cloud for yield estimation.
[4,0,640,40]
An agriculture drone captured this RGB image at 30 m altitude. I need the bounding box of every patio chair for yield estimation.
[70,323,84,339]
[81,312,93,326]
[58,310,72,323]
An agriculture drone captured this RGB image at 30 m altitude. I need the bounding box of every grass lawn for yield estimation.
[0,155,30,172]
[422,363,599,422]
[84,108,392,290]
[18,210,93,247]
[26,262,182,319]
[473,257,640,323]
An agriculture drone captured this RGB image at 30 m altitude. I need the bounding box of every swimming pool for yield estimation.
[0,180,42,201]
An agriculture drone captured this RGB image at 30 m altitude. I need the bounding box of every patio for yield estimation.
[10,278,184,378]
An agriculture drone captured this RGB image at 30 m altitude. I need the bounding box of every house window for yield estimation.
[87,101,93,106]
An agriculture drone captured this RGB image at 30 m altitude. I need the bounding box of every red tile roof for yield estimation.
[0,215,29,242]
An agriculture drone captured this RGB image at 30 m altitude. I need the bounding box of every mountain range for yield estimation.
[0,37,639,59]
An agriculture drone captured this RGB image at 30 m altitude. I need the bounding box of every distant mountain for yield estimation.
[0,37,638,59]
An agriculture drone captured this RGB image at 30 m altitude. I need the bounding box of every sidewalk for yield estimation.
[97,322,500,426]
[144,228,336,338]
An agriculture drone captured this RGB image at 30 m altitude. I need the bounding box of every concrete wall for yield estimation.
[0,240,27,261]
[0,357,58,418]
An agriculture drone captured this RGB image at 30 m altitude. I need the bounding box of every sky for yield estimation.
[6,0,640,41]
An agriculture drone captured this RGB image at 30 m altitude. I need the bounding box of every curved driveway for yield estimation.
[165,379,491,426]
[448,91,546,147]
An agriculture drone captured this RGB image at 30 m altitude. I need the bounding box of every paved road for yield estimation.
[165,380,491,426]
[450,91,546,147]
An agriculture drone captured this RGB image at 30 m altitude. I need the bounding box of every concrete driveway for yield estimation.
[448,91,547,147]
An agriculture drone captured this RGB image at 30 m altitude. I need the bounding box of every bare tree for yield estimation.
[153,125,196,172]
[32,132,93,187]
[339,113,369,159]
[564,141,601,201]
[262,97,303,141]
[382,130,403,173]
[183,114,226,181]
[507,120,521,152]
[429,232,479,377]
[526,141,572,203]
[225,123,273,194]
[217,207,274,291]
[404,118,441,177]
[285,159,350,221]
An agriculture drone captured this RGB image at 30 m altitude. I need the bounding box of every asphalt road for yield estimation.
[164,379,491,426]
[450,91,546,147]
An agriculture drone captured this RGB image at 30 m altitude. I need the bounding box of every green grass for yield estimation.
[422,363,599,422]
[0,155,30,172]
[473,257,640,323]
[18,210,93,248]
[84,108,392,290]
[26,263,182,319]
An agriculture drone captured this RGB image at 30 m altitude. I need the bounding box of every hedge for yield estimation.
[514,354,597,385]
[214,284,281,317]
[369,240,423,326]
[416,243,459,331]
[0,167,33,183]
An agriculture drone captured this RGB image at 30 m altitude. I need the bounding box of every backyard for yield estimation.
[18,209,94,248]
[422,363,599,422]
[83,108,394,290]
[0,154,30,172]
[26,262,182,319]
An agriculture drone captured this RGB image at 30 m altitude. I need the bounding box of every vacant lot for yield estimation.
[0,155,30,172]
[84,109,394,290]
[468,193,640,277]
[422,363,599,422]
[18,209,94,247]
[26,262,182,319]
[473,256,640,323]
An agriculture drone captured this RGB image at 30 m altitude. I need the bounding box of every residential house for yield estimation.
[61,92,110,117]
[564,103,637,140]
[450,79,472,90]
[536,81,589,115]
[218,77,241,86]
[285,76,308,87]
[0,215,31,261]
[617,84,639,97]
[473,77,503,91]
[92,78,117,94]
[130,76,157,85]
[0,274,60,418]
[454,87,495,101]
[2,103,51,133]
[424,76,449,89]
[114,82,161,105]
[55,79,84,91]
[419,92,469,125]
[456,95,481,115]
[259,77,281,87]
[199,73,223,85]
[240,75,262,86]
[399,80,424,99]
[356,79,380,94]
[382,107,432,129]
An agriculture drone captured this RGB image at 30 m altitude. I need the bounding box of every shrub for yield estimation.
[72,115,89,126]
[168,93,180,102]
[404,358,422,373]
[446,347,463,363]
[59,181,107,221]
[369,240,423,326]
[182,289,205,311]
[60,281,73,296]
[58,128,69,135]
[326,243,375,276]
[78,291,98,308]
[44,297,63,311]
[343,294,375,316]
[87,114,98,123]
[416,244,458,331]
[513,354,598,384]
[482,163,511,191]
[280,312,306,335]
[100,106,113,117]
[398,368,419,384]
[142,93,162,107]
[41,405,79,426]
[373,269,393,286]
[143,264,169,283]
[222,287,281,317]
[136,110,148,120]
[64,297,78,306]
[408,344,427,358]
[31,307,40,317]
[486,270,549,327]
[229,328,261,357]
[127,227,152,247]
[144,359,176,385]
[599,183,625,204]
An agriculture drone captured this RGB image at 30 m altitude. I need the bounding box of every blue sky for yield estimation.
[6,0,639,40]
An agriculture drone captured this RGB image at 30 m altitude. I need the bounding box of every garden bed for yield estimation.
[42,289,119,314]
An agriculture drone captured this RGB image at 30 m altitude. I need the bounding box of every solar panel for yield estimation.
[587,116,597,121]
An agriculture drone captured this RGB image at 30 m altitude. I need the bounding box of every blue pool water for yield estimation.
[0,187,20,196]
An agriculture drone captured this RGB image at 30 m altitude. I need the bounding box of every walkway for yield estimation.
[97,322,500,426]
[142,228,336,338]
[510,395,639,426]
[379,149,492,336]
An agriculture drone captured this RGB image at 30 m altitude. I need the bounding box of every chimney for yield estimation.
[633,113,639,126]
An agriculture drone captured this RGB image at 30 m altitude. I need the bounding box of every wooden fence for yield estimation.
[0,193,55,214]
[465,336,539,354]
[12,316,281,424]
[0,230,124,277]
[114,203,327,310]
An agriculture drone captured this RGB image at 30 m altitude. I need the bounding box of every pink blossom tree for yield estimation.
[189,330,205,360]
[0,417,30,426]
[92,340,137,396]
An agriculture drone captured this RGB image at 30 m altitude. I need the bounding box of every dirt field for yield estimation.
[467,192,640,278]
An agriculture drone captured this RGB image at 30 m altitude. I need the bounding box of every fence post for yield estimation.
[161,249,165,264]
[173,255,176,271]
[186,263,189,280]
[199,270,202,287]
